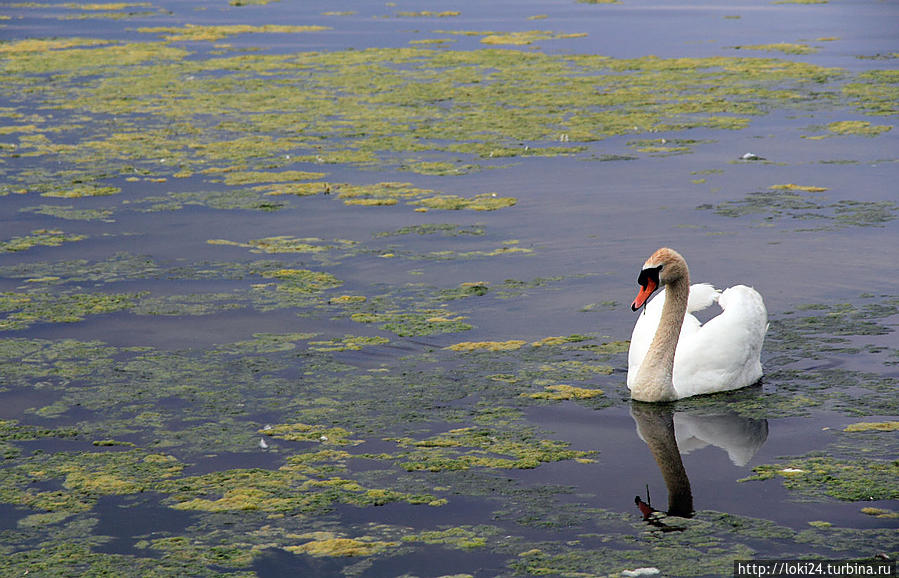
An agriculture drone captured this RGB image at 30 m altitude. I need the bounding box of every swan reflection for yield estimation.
[630,403,768,523]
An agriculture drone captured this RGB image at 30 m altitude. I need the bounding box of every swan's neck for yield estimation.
[631,404,693,517]
[632,277,689,402]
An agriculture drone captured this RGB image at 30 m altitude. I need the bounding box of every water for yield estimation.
[0,1,897,576]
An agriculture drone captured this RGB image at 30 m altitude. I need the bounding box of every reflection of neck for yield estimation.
[632,277,689,402]
[631,403,693,517]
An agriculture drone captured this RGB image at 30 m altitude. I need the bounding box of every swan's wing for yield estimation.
[687,283,720,313]
[673,412,768,466]
[628,284,716,389]
[672,285,767,398]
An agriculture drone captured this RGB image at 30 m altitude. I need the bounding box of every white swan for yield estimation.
[627,248,767,402]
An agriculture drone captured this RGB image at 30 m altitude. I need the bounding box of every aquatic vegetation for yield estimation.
[732,43,818,55]
[137,24,331,42]
[741,457,899,501]
[826,120,892,136]
[389,426,595,471]
[769,183,828,192]
[414,193,517,211]
[20,205,115,221]
[843,421,899,432]
[0,291,140,330]
[446,340,528,352]
[522,384,604,400]
[351,309,473,336]
[308,335,389,352]
[861,507,899,519]
[286,534,398,557]
[395,11,460,18]
[480,31,587,46]
[0,229,87,253]
[704,186,898,230]
[208,236,356,254]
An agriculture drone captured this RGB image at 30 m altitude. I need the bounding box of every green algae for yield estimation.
[351,309,473,337]
[388,426,594,471]
[705,186,898,230]
[0,291,141,330]
[286,534,398,557]
[0,229,87,253]
[732,43,818,55]
[137,24,331,42]
[522,384,604,400]
[402,525,498,549]
[208,236,356,254]
[826,120,893,136]
[0,38,858,202]
[308,335,390,352]
[20,204,115,222]
[844,421,899,432]
[741,457,899,502]
[479,30,588,46]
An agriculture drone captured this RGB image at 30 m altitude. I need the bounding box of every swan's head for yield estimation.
[631,247,688,312]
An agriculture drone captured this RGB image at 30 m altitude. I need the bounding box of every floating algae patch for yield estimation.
[334,182,517,211]
[401,525,498,549]
[0,40,861,190]
[413,193,516,211]
[161,467,439,514]
[351,309,472,337]
[508,510,896,577]
[208,236,357,255]
[308,335,390,352]
[521,384,604,400]
[826,120,893,136]
[374,223,486,238]
[741,457,899,502]
[0,229,87,253]
[479,30,588,46]
[395,10,460,18]
[704,186,898,231]
[842,70,898,116]
[844,421,899,432]
[732,43,818,55]
[446,340,528,352]
[0,291,141,330]
[137,24,331,42]
[285,534,398,557]
[0,37,113,54]
[20,205,115,222]
[387,426,595,471]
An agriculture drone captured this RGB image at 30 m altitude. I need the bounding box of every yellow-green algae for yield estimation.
[286,534,398,557]
[522,384,604,400]
[387,426,594,471]
[843,421,899,432]
[733,43,818,55]
[741,457,898,501]
[826,120,893,136]
[137,24,331,42]
[1,39,865,204]
[0,229,87,253]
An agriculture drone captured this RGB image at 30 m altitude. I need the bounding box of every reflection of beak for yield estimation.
[631,279,658,311]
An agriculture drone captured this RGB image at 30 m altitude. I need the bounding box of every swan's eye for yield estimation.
[637,265,662,288]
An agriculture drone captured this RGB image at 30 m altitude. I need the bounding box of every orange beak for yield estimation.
[631,278,657,311]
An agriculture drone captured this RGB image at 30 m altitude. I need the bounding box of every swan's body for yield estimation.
[627,248,767,402]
